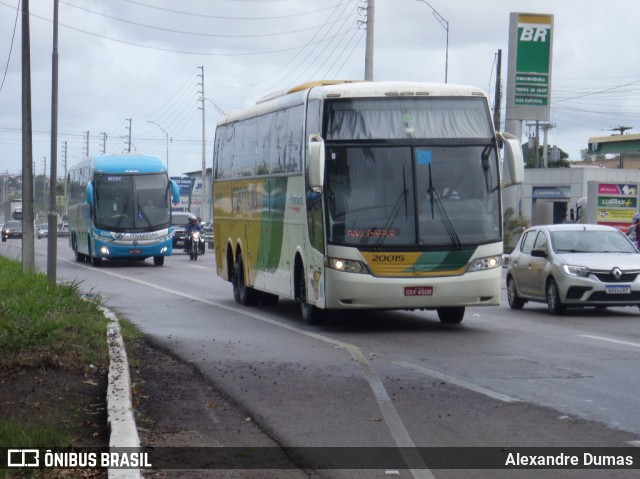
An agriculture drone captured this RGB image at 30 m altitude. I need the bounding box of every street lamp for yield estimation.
[415,0,449,83]
[147,121,169,173]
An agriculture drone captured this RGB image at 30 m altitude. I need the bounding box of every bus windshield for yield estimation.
[325,145,501,248]
[94,173,171,232]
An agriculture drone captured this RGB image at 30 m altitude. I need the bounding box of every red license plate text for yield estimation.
[404,286,433,296]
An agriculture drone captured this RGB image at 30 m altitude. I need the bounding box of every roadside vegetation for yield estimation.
[503,207,530,253]
[0,255,139,478]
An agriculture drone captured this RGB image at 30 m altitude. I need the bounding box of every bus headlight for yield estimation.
[467,255,502,272]
[100,246,110,255]
[328,257,369,274]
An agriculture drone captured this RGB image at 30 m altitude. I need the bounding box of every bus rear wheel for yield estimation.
[233,252,258,306]
[437,307,465,324]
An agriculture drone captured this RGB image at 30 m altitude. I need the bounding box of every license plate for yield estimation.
[605,285,630,294]
[129,249,142,254]
[404,286,433,297]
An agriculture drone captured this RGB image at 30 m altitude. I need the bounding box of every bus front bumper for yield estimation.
[323,267,501,310]
[93,239,172,259]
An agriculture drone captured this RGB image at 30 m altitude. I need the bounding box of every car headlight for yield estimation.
[327,257,369,274]
[467,255,502,272]
[563,264,590,277]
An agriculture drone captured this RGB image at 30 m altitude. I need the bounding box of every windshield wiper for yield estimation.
[374,164,409,248]
[428,163,462,249]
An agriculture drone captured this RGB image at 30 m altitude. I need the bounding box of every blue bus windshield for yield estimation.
[94,173,171,232]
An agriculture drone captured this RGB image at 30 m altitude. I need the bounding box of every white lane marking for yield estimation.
[393,361,520,404]
[188,264,208,269]
[579,334,640,349]
[61,259,435,478]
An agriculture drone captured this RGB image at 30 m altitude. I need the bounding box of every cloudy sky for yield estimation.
[1,0,639,178]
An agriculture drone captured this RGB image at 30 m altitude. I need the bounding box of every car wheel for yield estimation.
[437,307,465,324]
[507,276,525,310]
[546,279,566,315]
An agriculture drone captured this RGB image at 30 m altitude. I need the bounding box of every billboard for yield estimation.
[506,13,553,121]
[586,182,639,232]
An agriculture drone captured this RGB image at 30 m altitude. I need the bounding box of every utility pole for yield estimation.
[83,130,90,157]
[541,122,556,168]
[21,0,35,271]
[62,141,68,214]
[604,125,632,168]
[42,156,47,213]
[605,125,632,136]
[493,50,502,133]
[100,132,107,154]
[125,118,132,153]
[364,0,375,81]
[47,0,59,282]
[198,66,208,221]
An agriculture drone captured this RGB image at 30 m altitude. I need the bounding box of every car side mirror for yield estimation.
[531,248,547,258]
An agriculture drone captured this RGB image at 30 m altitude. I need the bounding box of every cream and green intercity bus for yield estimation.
[212,81,524,324]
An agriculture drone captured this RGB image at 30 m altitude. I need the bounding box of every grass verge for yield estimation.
[0,255,140,478]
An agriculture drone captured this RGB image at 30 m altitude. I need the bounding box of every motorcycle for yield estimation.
[188,230,205,260]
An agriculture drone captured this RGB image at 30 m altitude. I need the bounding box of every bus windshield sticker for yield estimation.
[417,150,432,165]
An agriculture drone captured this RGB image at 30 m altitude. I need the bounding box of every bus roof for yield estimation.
[217,80,488,126]
[85,155,167,174]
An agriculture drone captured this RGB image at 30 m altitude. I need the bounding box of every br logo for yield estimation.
[520,26,550,42]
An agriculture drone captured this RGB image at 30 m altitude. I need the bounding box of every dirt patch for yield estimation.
[0,365,108,478]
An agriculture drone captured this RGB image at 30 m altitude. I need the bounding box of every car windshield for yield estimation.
[5,221,21,229]
[551,230,637,254]
[171,213,192,227]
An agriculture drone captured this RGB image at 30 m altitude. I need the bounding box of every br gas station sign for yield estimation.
[507,13,553,121]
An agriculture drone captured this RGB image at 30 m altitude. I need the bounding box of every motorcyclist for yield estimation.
[183,214,202,252]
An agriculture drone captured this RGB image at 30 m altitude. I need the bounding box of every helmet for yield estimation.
[188,214,197,223]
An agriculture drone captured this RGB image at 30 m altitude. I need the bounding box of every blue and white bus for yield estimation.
[66,154,180,266]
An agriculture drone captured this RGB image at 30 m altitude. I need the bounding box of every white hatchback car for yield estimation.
[506,224,640,314]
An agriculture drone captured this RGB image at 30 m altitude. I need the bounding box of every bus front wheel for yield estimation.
[436,307,465,324]
[297,266,325,325]
[153,256,164,266]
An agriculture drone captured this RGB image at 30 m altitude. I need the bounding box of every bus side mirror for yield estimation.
[308,134,325,191]
[86,181,94,207]
[498,132,524,187]
[170,180,180,204]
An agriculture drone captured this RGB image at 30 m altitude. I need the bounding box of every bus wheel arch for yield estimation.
[226,243,235,282]
[295,254,324,324]
[71,233,83,263]
[88,234,101,266]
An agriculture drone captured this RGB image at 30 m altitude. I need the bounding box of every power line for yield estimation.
[0,0,19,92]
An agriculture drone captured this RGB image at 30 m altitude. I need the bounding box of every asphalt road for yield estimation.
[4,238,640,478]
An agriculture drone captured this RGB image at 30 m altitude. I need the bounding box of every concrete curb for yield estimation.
[103,306,141,479]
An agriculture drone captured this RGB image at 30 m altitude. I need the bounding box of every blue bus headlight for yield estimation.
[467,255,502,272]
[100,246,110,255]
[328,257,369,274]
